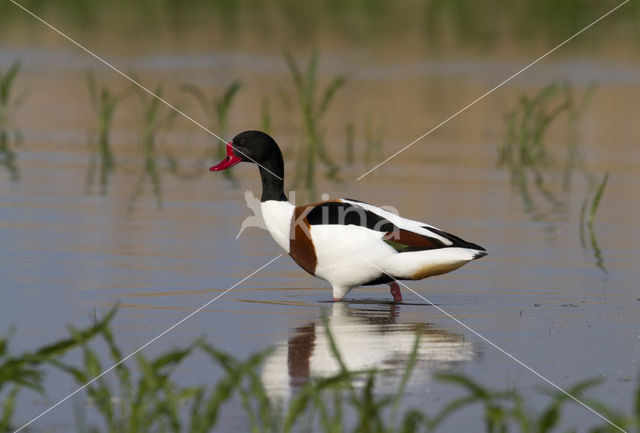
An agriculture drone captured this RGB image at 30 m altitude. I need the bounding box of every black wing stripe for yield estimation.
[306,202,396,232]
[426,226,486,251]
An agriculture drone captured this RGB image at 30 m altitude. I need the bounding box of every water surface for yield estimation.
[1,25,640,431]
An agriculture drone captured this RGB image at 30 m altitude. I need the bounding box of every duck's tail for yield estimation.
[427,226,487,260]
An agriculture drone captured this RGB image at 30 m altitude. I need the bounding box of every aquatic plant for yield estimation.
[500,83,570,214]
[500,82,598,219]
[182,80,241,180]
[56,330,231,433]
[4,1,637,51]
[580,173,609,274]
[562,82,598,191]
[130,82,178,209]
[261,95,272,135]
[4,308,640,433]
[284,51,346,192]
[363,113,384,168]
[85,71,126,195]
[429,373,622,433]
[0,309,115,432]
[0,60,26,182]
[345,121,355,166]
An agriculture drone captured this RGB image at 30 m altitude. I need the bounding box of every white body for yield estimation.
[261,199,484,300]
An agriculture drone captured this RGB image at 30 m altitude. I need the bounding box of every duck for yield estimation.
[210,130,487,302]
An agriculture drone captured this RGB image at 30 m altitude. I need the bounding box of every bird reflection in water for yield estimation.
[261,302,476,401]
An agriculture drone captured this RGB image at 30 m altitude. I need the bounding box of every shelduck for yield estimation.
[210,131,487,302]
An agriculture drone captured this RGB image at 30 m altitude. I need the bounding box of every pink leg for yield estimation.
[389,282,402,303]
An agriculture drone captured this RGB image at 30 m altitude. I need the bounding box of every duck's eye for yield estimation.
[225,156,230,161]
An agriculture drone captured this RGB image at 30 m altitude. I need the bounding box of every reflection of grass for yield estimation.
[285,51,346,192]
[500,83,597,218]
[130,82,178,210]
[501,83,609,273]
[183,80,241,180]
[580,173,609,275]
[563,83,598,192]
[500,83,570,213]
[3,309,640,432]
[0,60,25,182]
[85,71,125,195]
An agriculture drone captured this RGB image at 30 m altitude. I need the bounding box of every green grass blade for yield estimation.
[219,80,242,115]
[579,196,588,250]
[0,60,21,103]
[319,76,347,117]
[284,51,303,92]
[261,96,272,134]
[588,173,609,227]
[320,310,348,375]
[435,372,491,399]
[0,386,19,431]
[182,84,211,116]
[86,70,98,108]
[391,327,421,427]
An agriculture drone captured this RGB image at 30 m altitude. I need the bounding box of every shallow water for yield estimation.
[2,21,640,431]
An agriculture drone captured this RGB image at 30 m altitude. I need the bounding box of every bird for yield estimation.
[210,130,487,302]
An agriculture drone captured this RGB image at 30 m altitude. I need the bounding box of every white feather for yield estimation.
[259,198,484,300]
[260,200,294,253]
[310,224,394,298]
[340,199,453,245]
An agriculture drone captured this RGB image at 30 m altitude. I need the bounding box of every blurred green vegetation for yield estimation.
[2,310,639,432]
[1,0,638,50]
[285,51,345,194]
[85,71,128,195]
[500,82,610,271]
[130,81,179,210]
[0,60,25,182]
[499,82,598,219]
[182,80,242,181]
[580,173,609,274]
[500,83,572,215]
[0,309,116,432]
[55,53,383,207]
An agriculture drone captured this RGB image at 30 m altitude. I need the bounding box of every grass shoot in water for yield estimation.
[261,95,272,135]
[3,308,640,432]
[182,80,242,180]
[0,309,116,432]
[500,82,597,220]
[0,60,26,182]
[85,70,127,195]
[580,173,609,275]
[345,121,355,166]
[562,82,598,192]
[129,81,178,210]
[364,112,384,168]
[500,83,570,214]
[284,51,346,195]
